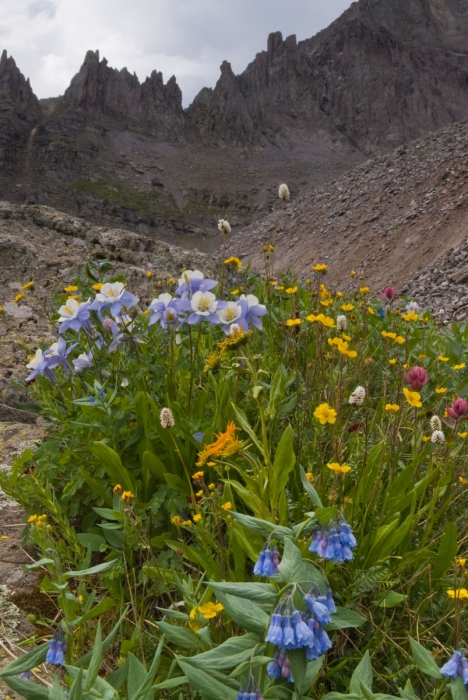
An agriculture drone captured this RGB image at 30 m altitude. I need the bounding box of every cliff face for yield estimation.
[1,0,468,241]
[0,50,42,175]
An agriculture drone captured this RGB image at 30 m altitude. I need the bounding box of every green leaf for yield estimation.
[372,591,407,608]
[433,522,458,580]
[1,675,49,699]
[213,591,269,635]
[85,621,102,691]
[92,441,134,493]
[156,621,198,649]
[68,668,84,700]
[187,634,263,670]
[209,581,278,604]
[300,467,323,508]
[229,511,293,540]
[63,560,117,579]
[451,676,466,700]
[271,425,296,505]
[326,608,367,631]
[409,638,443,679]
[176,658,238,700]
[0,641,49,677]
[349,651,373,695]
[278,537,304,583]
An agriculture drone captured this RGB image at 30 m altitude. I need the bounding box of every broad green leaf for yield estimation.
[176,658,238,700]
[349,651,373,695]
[326,608,367,631]
[156,621,198,649]
[409,638,443,679]
[92,441,134,493]
[63,560,116,579]
[210,581,278,604]
[432,522,458,580]
[300,467,323,508]
[372,591,407,608]
[271,424,296,505]
[187,633,263,670]
[213,591,269,635]
[0,641,49,677]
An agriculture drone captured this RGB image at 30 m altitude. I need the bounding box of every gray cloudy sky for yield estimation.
[1,0,353,105]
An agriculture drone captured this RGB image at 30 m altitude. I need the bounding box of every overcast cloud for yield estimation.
[1,0,353,105]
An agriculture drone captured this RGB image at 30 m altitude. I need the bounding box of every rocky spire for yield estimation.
[63,50,185,140]
[0,49,41,121]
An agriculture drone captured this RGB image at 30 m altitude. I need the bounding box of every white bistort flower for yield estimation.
[218,219,231,235]
[430,415,442,432]
[431,430,445,444]
[336,315,347,331]
[160,407,175,429]
[349,386,366,406]
[278,183,290,202]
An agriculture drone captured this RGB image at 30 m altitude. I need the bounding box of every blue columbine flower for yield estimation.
[46,629,67,665]
[148,293,183,329]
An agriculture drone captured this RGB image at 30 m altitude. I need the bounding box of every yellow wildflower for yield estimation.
[171,515,181,525]
[312,263,328,272]
[438,355,449,362]
[436,388,447,394]
[14,293,24,302]
[403,387,422,408]
[453,364,466,371]
[327,462,351,474]
[306,313,335,328]
[314,403,337,425]
[197,602,224,619]
[286,318,302,326]
[402,312,419,322]
[222,502,232,511]
[286,286,298,294]
[385,404,400,413]
[341,304,355,312]
[223,257,242,268]
[193,514,202,523]
[447,589,468,600]
[22,281,34,290]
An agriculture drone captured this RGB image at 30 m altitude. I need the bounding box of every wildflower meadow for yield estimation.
[2,192,468,699]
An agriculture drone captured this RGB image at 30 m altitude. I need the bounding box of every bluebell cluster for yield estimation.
[267,650,294,683]
[441,651,468,687]
[253,542,280,577]
[46,629,67,666]
[265,588,335,662]
[236,684,264,699]
[309,517,357,562]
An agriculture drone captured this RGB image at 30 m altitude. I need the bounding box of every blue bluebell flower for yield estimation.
[267,650,294,683]
[46,630,67,665]
[148,293,183,329]
[253,542,280,577]
[266,612,284,645]
[89,282,139,318]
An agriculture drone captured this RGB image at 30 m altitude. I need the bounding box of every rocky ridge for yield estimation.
[230,117,468,318]
[1,0,468,244]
